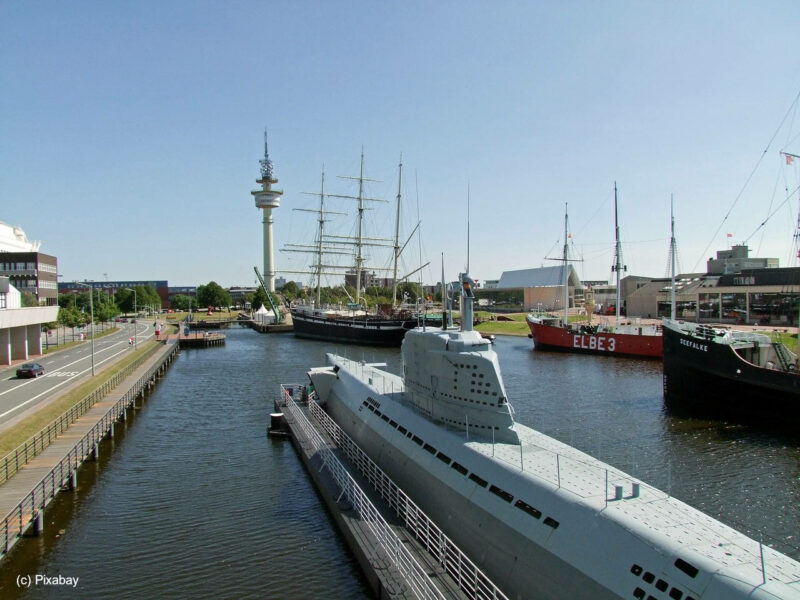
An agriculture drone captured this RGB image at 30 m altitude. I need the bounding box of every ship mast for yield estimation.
[314,170,326,307]
[563,203,570,327]
[392,156,403,308]
[330,149,386,307]
[611,183,627,323]
[670,195,677,320]
[355,152,366,305]
[282,168,348,303]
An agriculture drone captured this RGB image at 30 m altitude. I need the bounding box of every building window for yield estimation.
[698,293,720,320]
[0,293,6,309]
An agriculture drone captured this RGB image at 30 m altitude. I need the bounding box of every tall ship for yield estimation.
[527,186,663,358]
[285,153,424,346]
[662,318,800,419]
[308,272,800,600]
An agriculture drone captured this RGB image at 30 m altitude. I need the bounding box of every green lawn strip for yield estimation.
[0,341,162,456]
[769,330,798,354]
[475,320,530,336]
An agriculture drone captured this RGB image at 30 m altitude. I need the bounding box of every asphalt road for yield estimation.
[0,320,159,428]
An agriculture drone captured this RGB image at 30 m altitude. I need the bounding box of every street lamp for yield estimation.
[124,287,137,350]
[74,281,95,376]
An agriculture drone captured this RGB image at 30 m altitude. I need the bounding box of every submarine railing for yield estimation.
[302,394,510,600]
[278,387,448,600]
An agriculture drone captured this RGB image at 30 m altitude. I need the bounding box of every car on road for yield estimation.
[17,362,45,378]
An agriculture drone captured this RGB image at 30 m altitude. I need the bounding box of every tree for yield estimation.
[397,282,423,303]
[92,290,118,323]
[170,294,196,311]
[114,288,134,313]
[115,285,161,313]
[251,287,267,312]
[21,291,38,307]
[197,281,232,309]
[58,306,85,331]
[280,281,299,300]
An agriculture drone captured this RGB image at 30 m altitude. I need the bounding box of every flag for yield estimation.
[726,233,733,238]
[787,154,795,165]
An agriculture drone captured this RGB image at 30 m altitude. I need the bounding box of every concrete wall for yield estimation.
[0,306,58,365]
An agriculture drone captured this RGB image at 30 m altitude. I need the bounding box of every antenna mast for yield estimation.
[259,128,275,182]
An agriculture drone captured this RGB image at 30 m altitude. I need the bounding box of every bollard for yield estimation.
[33,510,44,536]
[268,413,288,436]
[69,470,77,490]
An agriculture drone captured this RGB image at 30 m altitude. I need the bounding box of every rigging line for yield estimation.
[755,159,788,255]
[574,236,670,247]
[571,187,614,240]
[743,182,800,242]
[692,87,800,271]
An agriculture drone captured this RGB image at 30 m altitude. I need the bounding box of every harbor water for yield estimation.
[1,327,798,599]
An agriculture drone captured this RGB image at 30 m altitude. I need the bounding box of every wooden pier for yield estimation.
[244,320,293,333]
[174,332,226,348]
[0,342,180,559]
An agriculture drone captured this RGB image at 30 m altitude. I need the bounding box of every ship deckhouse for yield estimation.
[402,327,519,443]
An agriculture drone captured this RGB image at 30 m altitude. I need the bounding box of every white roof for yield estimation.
[0,222,41,252]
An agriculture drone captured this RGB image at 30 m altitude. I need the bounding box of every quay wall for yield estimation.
[0,342,180,559]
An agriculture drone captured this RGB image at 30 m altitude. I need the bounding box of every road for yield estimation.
[0,320,160,428]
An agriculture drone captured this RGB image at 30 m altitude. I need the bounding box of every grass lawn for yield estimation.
[475,320,530,336]
[0,340,162,456]
[770,330,798,354]
[165,309,239,323]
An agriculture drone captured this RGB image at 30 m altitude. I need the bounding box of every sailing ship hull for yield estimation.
[662,323,800,419]
[291,309,416,346]
[527,320,663,358]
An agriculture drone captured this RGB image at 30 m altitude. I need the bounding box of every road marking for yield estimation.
[0,337,132,399]
[0,346,135,420]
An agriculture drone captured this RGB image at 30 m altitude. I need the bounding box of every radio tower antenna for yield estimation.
[259,128,275,182]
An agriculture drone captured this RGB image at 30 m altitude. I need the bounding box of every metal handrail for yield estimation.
[279,388,446,600]
[281,387,508,600]
[0,343,178,555]
[0,343,164,485]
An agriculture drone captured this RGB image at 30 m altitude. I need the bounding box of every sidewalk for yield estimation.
[0,341,179,556]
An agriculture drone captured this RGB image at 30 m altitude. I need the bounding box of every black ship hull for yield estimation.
[291,310,416,346]
[662,323,800,420]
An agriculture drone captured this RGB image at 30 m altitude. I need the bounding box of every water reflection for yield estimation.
[0,328,796,600]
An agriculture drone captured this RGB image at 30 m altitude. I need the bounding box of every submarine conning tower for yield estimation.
[400,271,519,444]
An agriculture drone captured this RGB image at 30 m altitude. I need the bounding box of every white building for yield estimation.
[0,221,41,252]
[0,276,59,365]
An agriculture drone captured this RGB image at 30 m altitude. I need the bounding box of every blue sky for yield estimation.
[3,1,800,288]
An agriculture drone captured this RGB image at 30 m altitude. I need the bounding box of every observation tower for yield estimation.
[251,129,283,292]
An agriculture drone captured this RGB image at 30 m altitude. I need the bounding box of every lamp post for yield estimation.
[124,287,137,350]
[74,281,95,376]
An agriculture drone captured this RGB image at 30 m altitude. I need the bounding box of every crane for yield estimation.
[253,266,283,324]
